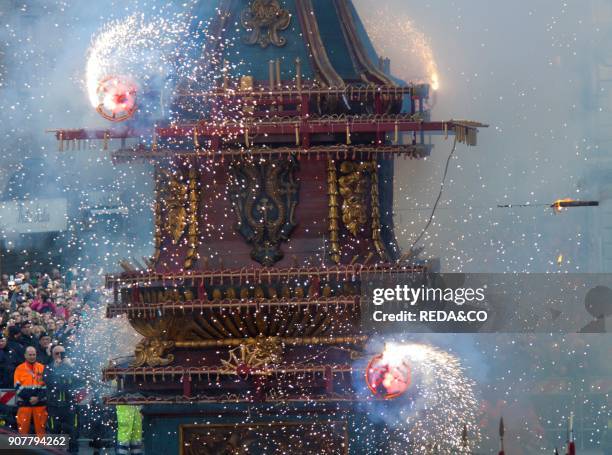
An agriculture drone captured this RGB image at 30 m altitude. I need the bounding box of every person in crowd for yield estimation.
[37,334,52,365]
[0,295,10,325]
[18,321,38,351]
[6,325,25,367]
[0,267,92,440]
[9,312,22,326]
[53,319,66,342]
[30,292,56,314]
[44,344,81,454]
[46,320,57,335]
[81,283,100,307]
[14,346,47,436]
[64,268,76,290]
[62,317,78,345]
[7,281,23,311]
[51,269,61,282]
[31,273,40,288]
[54,299,69,320]
[31,324,43,340]
[0,335,12,388]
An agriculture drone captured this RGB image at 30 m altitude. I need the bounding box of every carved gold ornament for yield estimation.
[131,338,175,367]
[220,336,283,376]
[338,161,373,237]
[241,0,291,48]
[159,169,188,244]
[369,160,387,260]
[156,166,200,269]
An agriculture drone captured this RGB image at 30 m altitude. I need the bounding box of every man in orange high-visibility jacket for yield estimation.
[14,346,47,435]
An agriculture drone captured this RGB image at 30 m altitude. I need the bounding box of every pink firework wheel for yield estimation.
[365,353,411,400]
[96,75,137,122]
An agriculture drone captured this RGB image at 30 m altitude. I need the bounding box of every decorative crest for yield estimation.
[241,0,291,48]
[229,157,299,266]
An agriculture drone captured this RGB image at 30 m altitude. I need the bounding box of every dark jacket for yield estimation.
[8,291,21,311]
[43,361,82,408]
[6,339,24,367]
[0,349,12,388]
[18,334,38,351]
[36,346,52,366]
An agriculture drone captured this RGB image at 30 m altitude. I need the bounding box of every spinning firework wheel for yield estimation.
[96,75,137,122]
[365,353,412,400]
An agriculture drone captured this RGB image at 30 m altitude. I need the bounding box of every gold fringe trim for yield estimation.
[175,335,368,348]
[370,159,386,260]
[327,160,341,264]
[185,164,199,270]
[152,168,163,265]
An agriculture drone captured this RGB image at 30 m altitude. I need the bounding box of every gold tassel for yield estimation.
[152,130,158,152]
[59,132,64,152]
[394,121,399,144]
[193,126,199,148]
[459,126,465,143]
[295,124,300,146]
[346,123,351,145]
[444,122,448,140]
[245,128,250,148]
[470,128,475,146]
[223,59,229,90]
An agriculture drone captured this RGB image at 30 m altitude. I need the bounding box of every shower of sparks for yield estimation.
[85,12,188,112]
[363,9,440,90]
[379,342,481,454]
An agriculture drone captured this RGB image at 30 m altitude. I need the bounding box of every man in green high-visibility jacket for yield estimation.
[116,404,143,455]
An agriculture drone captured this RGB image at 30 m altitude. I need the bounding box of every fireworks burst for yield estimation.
[85,12,188,116]
[364,9,440,91]
[373,342,481,454]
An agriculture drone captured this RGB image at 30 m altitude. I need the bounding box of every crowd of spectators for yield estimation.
[0,268,99,389]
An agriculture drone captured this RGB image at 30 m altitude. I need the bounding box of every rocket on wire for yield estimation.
[497,199,599,213]
[498,417,505,455]
[566,412,576,455]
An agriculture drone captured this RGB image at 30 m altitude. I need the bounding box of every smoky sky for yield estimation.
[0,0,157,269]
[354,0,612,273]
